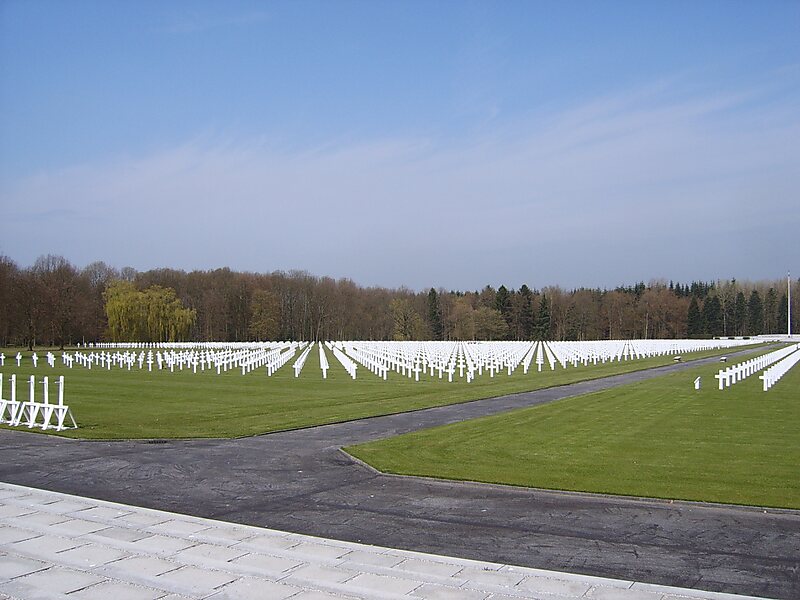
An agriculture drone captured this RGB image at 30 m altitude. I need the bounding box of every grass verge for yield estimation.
[346,347,800,509]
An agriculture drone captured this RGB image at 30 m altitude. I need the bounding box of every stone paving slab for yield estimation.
[0,482,775,600]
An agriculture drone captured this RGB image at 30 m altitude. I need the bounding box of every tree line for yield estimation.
[1,254,797,348]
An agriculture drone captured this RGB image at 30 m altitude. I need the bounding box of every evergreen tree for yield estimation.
[494,285,512,339]
[764,288,778,333]
[426,288,443,340]
[721,285,737,336]
[494,285,510,314]
[733,292,747,335]
[687,296,702,336]
[518,285,535,339]
[535,293,551,340]
[748,290,763,336]
[702,295,723,336]
[776,293,788,333]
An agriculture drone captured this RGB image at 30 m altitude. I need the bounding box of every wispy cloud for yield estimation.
[157,10,269,35]
[3,80,798,288]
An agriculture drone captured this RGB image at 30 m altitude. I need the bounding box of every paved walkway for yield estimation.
[0,482,771,600]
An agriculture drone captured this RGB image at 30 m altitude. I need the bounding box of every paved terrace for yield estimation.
[0,482,774,600]
[1,349,798,599]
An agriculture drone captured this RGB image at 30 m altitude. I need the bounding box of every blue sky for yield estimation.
[1,1,798,290]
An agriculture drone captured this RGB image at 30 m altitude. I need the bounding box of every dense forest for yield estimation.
[0,254,797,348]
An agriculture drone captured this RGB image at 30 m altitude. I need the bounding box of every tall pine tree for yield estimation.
[776,294,788,333]
[494,285,513,340]
[764,288,778,333]
[518,285,535,339]
[702,295,723,336]
[733,292,747,335]
[427,288,443,340]
[687,296,702,336]
[748,290,763,336]
[535,293,551,340]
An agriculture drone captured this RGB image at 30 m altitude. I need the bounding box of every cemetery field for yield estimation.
[0,345,758,440]
[346,349,800,509]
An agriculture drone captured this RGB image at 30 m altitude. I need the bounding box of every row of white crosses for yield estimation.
[553,340,665,368]
[81,341,300,350]
[55,337,757,383]
[713,344,800,391]
[1,352,41,368]
[714,344,800,390]
[0,352,70,368]
[338,342,389,380]
[287,341,354,379]
[554,338,730,371]
[65,343,306,376]
[335,341,449,382]
[267,345,300,376]
[292,343,314,377]
[0,374,77,431]
[759,344,800,391]
[319,343,330,379]
[329,339,757,384]
[328,343,358,379]
[276,341,358,379]
[2,351,80,369]
[241,345,302,375]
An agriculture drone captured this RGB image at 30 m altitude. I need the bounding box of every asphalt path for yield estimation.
[1,349,798,599]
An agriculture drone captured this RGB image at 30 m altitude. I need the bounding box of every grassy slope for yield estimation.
[347,348,800,509]
[1,345,754,439]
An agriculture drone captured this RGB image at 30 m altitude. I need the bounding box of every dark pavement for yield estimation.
[2,351,798,599]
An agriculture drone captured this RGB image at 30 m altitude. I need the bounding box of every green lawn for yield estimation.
[0,345,756,439]
[346,348,800,509]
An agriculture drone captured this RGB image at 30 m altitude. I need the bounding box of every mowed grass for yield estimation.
[0,345,758,440]
[347,348,800,509]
